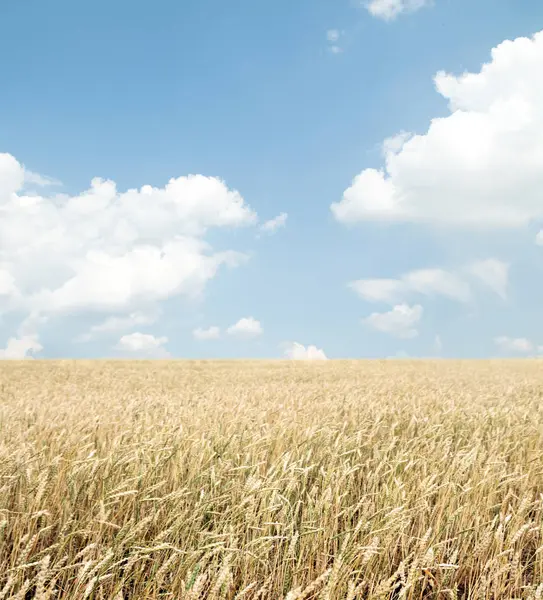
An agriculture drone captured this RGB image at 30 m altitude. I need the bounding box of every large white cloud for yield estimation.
[0,152,260,351]
[283,342,328,360]
[32,240,243,314]
[0,153,24,202]
[363,303,423,338]
[366,0,431,21]
[332,31,543,229]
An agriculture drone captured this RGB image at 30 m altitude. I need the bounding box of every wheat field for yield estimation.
[1,360,543,599]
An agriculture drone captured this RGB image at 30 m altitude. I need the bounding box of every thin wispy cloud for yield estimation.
[259,212,288,235]
[365,0,432,21]
[326,29,344,54]
[23,169,62,188]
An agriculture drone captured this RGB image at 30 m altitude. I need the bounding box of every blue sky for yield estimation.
[1,0,543,359]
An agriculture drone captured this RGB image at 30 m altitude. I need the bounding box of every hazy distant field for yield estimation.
[1,360,543,599]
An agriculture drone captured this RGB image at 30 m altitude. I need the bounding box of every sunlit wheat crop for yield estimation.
[1,360,543,599]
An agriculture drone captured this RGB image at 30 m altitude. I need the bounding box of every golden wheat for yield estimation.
[1,359,543,598]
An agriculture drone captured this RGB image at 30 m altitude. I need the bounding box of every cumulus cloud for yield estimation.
[494,336,534,354]
[0,334,43,359]
[193,326,221,340]
[227,317,263,338]
[332,31,543,229]
[0,153,24,201]
[31,240,244,315]
[366,0,431,21]
[115,332,170,357]
[0,152,259,353]
[363,303,423,338]
[260,212,288,235]
[536,230,543,246]
[283,342,328,360]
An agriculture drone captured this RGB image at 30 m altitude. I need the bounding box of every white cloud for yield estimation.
[349,278,403,303]
[0,312,46,360]
[466,259,509,300]
[350,259,509,306]
[227,317,263,338]
[17,312,48,337]
[536,230,543,246]
[0,153,24,202]
[76,311,158,342]
[32,240,244,314]
[403,269,471,302]
[0,334,42,359]
[366,0,431,21]
[0,268,17,297]
[363,303,423,338]
[494,336,534,353]
[326,29,340,42]
[115,332,170,357]
[0,152,258,353]
[382,132,412,155]
[332,31,543,229]
[283,342,328,360]
[434,334,443,353]
[350,268,471,304]
[193,326,221,340]
[260,212,288,235]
